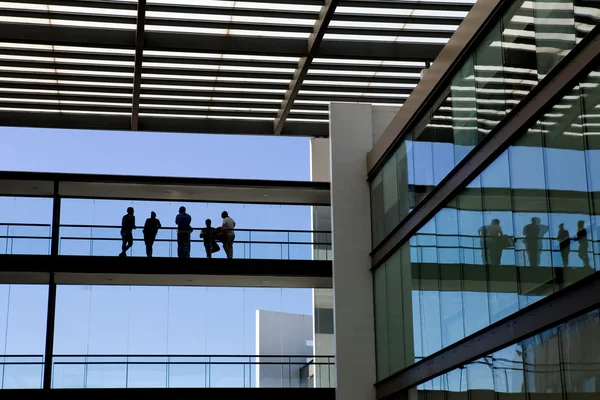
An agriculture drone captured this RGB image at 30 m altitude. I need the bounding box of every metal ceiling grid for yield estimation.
[0,0,476,136]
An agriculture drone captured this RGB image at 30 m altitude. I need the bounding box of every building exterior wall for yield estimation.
[255,310,313,388]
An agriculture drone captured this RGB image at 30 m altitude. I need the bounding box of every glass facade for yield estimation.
[417,308,600,397]
[374,64,600,379]
[0,284,49,389]
[370,0,600,247]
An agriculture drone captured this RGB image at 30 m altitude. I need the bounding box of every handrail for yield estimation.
[52,354,335,358]
[60,224,331,234]
[0,222,51,227]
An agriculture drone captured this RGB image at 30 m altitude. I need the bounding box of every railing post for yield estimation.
[43,272,57,390]
[50,181,61,257]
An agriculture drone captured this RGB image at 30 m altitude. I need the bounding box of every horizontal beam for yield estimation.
[0,255,333,288]
[2,388,336,400]
[376,270,600,399]
[0,23,443,60]
[0,112,329,137]
[371,23,600,269]
[0,171,331,205]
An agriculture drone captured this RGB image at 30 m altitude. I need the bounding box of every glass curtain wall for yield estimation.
[51,285,326,389]
[0,284,49,389]
[370,0,600,247]
[416,308,600,399]
[374,65,600,380]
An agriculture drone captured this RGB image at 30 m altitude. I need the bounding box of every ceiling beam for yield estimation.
[0,111,329,137]
[131,0,147,131]
[273,0,339,135]
[0,23,444,60]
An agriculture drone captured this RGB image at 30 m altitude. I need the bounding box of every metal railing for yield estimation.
[58,224,332,260]
[4,222,598,267]
[0,223,332,260]
[0,223,51,255]
[0,354,335,389]
[51,354,335,389]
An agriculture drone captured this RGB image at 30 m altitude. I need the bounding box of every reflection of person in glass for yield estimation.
[478,219,503,266]
[523,217,548,267]
[119,207,136,257]
[557,224,570,268]
[576,220,591,268]
[143,211,161,258]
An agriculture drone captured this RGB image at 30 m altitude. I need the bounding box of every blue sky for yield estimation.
[0,127,319,389]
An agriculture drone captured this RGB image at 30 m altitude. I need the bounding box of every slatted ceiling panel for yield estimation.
[0,0,135,117]
[0,0,479,135]
[289,0,474,122]
[139,51,298,121]
[326,0,471,44]
[290,58,426,120]
[0,41,135,116]
[141,0,319,122]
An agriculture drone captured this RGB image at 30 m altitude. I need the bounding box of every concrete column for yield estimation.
[310,138,335,387]
[329,103,398,400]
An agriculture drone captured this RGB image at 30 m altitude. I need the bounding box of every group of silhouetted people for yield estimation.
[478,217,592,268]
[119,207,236,259]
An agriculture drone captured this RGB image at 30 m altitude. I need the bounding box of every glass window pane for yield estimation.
[374,264,389,380]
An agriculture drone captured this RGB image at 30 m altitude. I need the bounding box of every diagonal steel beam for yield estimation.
[273,0,339,135]
[131,0,147,131]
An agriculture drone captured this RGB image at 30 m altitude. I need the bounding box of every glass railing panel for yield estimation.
[0,355,44,389]
[56,225,331,260]
[0,224,51,255]
[167,356,207,388]
[50,355,335,389]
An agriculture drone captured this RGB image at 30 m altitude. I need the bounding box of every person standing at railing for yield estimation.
[175,206,192,258]
[143,211,162,258]
[200,219,219,258]
[220,211,236,259]
[119,207,136,257]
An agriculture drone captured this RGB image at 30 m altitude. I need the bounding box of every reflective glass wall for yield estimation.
[51,285,333,389]
[416,308,600,399]
[374,65,600,380]
[370,0,600,247]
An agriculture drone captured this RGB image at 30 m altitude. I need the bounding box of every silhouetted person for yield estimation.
[557,223,570,268]
[175,206,192,258]
[143,211,161,257]
[479,219,503,266]
[119,207,136,257]
[221,211,236,259]
[200,219,218,258]
[576,220,591,268]
[523,217,548,267]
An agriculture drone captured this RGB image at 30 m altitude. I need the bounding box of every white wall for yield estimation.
[329,103,400,400]
[255,310,313,388]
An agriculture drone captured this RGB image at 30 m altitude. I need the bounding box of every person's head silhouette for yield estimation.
[206,219,212,227]
[179,206,186,214]
[127,207,134,215]
[150,211,156,218]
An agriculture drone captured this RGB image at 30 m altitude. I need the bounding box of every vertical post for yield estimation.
[44,180,60,389]
[43,272,56,390]
[50,181,61,257]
